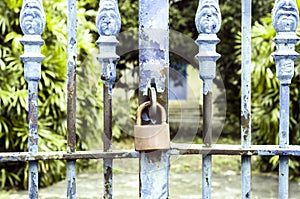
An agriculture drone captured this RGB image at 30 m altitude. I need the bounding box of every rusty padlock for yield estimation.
[134,101,170,151]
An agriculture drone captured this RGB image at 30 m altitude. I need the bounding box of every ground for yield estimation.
[1,155,300,199]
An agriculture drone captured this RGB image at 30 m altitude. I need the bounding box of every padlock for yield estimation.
[134,101,170,151]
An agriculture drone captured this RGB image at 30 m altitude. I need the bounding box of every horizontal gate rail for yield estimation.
[2,144,300,162]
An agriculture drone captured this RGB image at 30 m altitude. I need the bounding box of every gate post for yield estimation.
[272,1,299,198]
[138,0,170,198]
[195,0,221,198]
[96,0,121,198]
[19,0,46,198]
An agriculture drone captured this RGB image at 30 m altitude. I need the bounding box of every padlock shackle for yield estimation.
[136,101,167,125]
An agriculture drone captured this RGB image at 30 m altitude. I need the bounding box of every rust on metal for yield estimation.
[103,159,113,199]
[2,144,300,163]
[103,86,113,152]
[203,91,213,146]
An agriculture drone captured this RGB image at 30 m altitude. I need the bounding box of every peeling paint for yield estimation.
[103,159,113,199]
[96,3,121,197]
[202,155,212,198]
[140,151,169,199]
[138,1,170,198]
[28,162,39,199]
[20,1,46,197]
[195,2,221,198]
[272,1,300,198]
[67,160,76,199]
[139,0,169,94]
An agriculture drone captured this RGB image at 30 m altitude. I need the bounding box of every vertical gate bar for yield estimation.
[271,1,299,198]
[96,1,121,198]
[103,87,113,199]
[19,1,46,198]
[241,0,252,198]
[195,0,221,198]
[66,0,77,198]
[139,0,170,198]
[279,84,290,198]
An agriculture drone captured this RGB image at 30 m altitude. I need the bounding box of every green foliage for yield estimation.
[235,1,300,180]
[218,0,274,137]
[2,0,300,190]
[0,0,102,189]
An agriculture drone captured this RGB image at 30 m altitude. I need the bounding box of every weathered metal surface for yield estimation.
[195,0,221,198]
[139,151,170,199]
[103,87,113,153]
[19,0,46,198]
[203,92,212,146]
[102,86,113,199]
[0,150,140,162]
[241,0,252,198]
[67,161,76,199]
[139,0,169,95]
[3,145,300,162]
[103,158,113,199]
[138,0,170,198]
[96,1,121,198]
[170,144,300,156]
[20,0,45,36]
[202,155,211,198]
[272,0,299,198]
[96,0,121,96]
[67,0,77,155]
[66,0,77,198]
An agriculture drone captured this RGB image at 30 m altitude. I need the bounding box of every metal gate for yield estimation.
[1,0,300,198]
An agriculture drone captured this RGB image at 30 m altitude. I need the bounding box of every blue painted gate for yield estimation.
[1,0,300,199]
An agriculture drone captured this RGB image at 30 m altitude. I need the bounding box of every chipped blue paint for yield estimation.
[29,161,38,199]
[67,161,76,199]
[20,0,45,36]
[195,0,221,34]
[96,1,121,198]
[272,1,299,198]
[96,36,119,96]
[138,0,170,198]
[195,34,220,95]
[19,1,45,198]
[140,151,170,199]
[195,1,221,198]
[103,159,113,199]
[96,0,121,37]
[202,155,212,199]
[96,0,121,96]
[272,0,299,33]
[66,0,77,198]
[241,0,252,198]
[139,0,169,94]
[195,0,221,94]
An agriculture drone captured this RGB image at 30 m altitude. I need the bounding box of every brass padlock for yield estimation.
[134,101,170,151]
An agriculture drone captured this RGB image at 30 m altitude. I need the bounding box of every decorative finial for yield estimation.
[272,0,299,32]
[20,0,45,35]
[96,0,121,36]
[195,0,221,34]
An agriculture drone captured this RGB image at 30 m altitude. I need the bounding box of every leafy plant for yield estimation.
[0,0,102,189]
[236,1,300,180]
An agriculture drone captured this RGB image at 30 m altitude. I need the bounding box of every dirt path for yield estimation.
[3,171,300,199]
[2,156,300,199]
